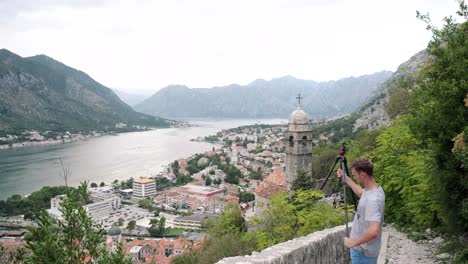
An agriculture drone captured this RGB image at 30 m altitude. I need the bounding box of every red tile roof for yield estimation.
[0,241,24,253]
[264,169,286,187]
[124,238,194,263]
[254,169,287,199]
[255,183,286,199]
[224,195,240,205]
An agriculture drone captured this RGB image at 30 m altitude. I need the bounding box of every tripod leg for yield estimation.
[341,159,350,237]
[342,158,358,211]
[319,156,341,190]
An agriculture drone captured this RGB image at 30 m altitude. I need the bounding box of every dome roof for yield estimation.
[288,107,309,124]
[288,106,311,132]
[107,226,122,236]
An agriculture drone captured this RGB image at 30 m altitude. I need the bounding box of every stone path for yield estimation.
[380,225,440,264]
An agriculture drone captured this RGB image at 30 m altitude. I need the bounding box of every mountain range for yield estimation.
[134,72,393,119]
[0,49,171,133]
[112,89,149,107]
[1,47,414,134]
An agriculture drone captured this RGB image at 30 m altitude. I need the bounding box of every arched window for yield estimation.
[302,136,307,146]
[289,136,294,147]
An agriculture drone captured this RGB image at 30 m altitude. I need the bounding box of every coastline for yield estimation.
[0,119,283,200]
[0,133,101,150]
[0,122,191,151]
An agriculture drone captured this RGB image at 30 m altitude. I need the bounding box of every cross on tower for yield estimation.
[296,93,303,106]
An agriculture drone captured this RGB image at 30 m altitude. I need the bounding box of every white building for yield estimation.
[48,192,121,221]
[133,178,157,199]
[50,194,66,210]
[171,214,218,230]
[84,196,121,219]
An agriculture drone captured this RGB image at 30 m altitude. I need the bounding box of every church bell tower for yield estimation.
[285,94,313,189]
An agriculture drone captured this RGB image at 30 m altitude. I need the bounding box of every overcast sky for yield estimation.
[0,0,461,94]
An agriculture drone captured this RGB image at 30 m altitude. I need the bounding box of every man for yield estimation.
[337,158,385,264]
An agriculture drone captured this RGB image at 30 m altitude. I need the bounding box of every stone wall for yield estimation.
[216,225,350,264]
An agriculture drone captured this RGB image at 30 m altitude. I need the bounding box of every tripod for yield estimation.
[319,145,357,237]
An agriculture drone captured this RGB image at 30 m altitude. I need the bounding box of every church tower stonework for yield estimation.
[285,95,313,189]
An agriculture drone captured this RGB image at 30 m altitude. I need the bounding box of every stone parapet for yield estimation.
[216,225,350,264]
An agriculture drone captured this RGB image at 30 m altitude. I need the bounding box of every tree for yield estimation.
[138,199,153,210]
[148,218,165,237]
[96,242,132,264]
[90,182,98,188]
[244,190,343,251]
[99,182,105,187]
[238,192,255,203]
[154,208,160,217]
[409,3,468,233]
[158,217,166,235]
[222,165,242,184]
[112,180,120,192]
[173,160,180,172]
[173,205,252,263]
[125,177,133,189]
[311,144,340,180]
[175,174,193,185]
[291,170,315,191]
[116,217,124,227]
[172,252,201,264]
[205,177,212,186]
[21,182,130,263]
[244,193,297,250]
[249,168,262,180]
[371,118,438,229]
[209,205,247,238]
[155,177,172,191]
[0,185,72,219]
[126,220,136,230]
[214,178,222,185]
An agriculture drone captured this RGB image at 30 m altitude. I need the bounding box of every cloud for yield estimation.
[0,0,461,92]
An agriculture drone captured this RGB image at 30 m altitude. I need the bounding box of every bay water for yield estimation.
[0,119,286,200]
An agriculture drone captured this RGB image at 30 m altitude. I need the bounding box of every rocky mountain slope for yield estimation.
[0,49,171,132]
[353,49,433,131]
[134,72,393,119]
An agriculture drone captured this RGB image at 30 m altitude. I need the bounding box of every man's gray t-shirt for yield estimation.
[350,186,385,257]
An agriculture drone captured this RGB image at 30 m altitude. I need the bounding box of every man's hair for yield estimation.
[350,158,373,177]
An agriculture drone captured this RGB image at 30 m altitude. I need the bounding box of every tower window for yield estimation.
[289,136,294,147]
[302,136,307,146]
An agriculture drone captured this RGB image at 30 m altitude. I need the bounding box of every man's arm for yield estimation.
[337,168,363,197]
[344,221,380,248]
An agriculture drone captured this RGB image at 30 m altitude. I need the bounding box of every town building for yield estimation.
[172,213,218,230]
[254,169,287,216]
[133,178,157,199]
[285,96,313,189]
[50,194,66,210]
[48,191,121,221]
[85,195,121,219]
[120,189,133,199]
[179,184,224,198]
[122,238,196,263]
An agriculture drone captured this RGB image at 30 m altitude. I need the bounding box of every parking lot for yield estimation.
[94,204,153,230]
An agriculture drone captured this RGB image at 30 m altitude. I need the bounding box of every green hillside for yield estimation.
[0,50,171,133]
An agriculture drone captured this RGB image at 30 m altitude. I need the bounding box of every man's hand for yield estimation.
[344,237,355,248]
[337,168,363,197]
[345,222,381,249]
[337,168,343,179]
